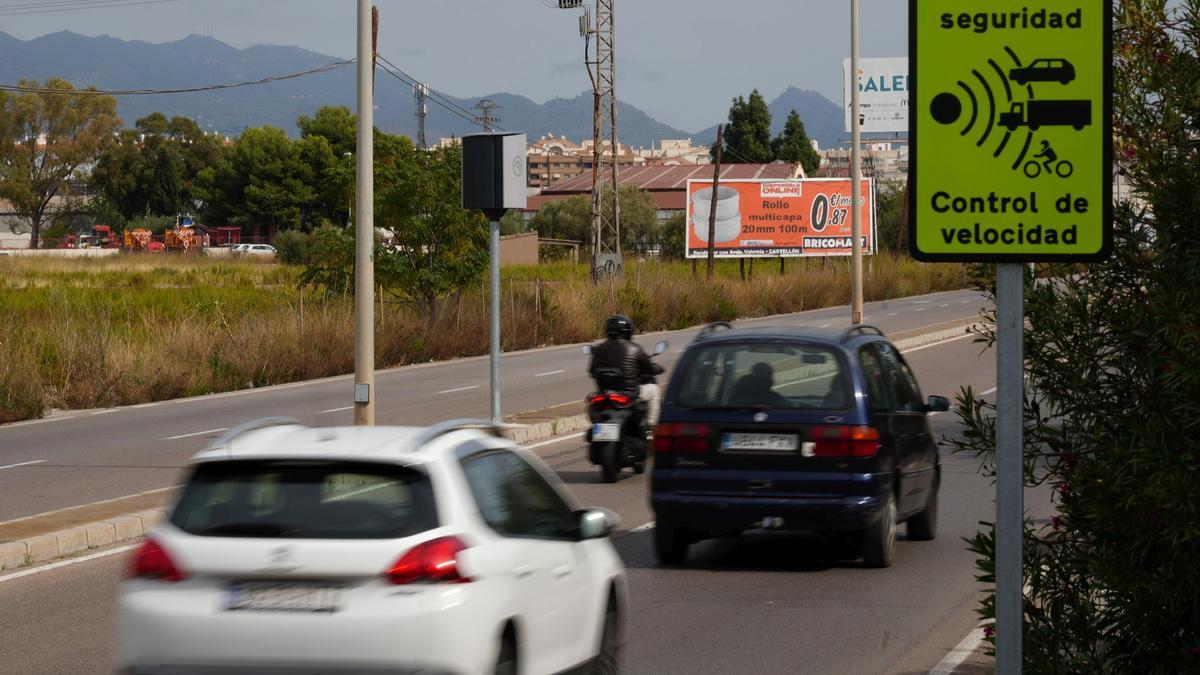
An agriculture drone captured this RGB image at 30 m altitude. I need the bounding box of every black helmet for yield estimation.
[604,314,634,340]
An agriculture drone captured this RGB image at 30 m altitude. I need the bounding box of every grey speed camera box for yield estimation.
[461,132,527,215]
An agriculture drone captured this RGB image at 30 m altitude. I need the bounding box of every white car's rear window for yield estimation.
[170,460,437,539]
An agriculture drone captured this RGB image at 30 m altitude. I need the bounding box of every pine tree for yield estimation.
[771,109,821,175]
[712,89,773,163]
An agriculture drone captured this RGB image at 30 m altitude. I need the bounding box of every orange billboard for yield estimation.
[686,178,875,258]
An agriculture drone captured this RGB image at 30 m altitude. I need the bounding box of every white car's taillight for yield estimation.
[385,536,472,584]
[128,538,187,582]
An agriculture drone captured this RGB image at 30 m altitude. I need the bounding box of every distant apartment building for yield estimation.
[632,139,712,166]
[525,133,646,189]
[818,142,909,182]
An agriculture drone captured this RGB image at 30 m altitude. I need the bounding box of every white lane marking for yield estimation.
[163,427,228,441]
[927,626,986,675]
[980,387,997,396]
[899,333,974,353]
[90,409,116,416]
[629,521,655,533]
[523,432,586,450]
[916,307,927,312]
[914,300,933,304]
[939,303,950,308]
[819,323,832,328]
[130,403,160,409]
[0,459,45,471]
[0,486,174,528]
[0,544,138,585]
[318,406,354,413]
[534,370,566,377]
[887,312,899,317]
[961,300,971,304]
[437,385,479,395]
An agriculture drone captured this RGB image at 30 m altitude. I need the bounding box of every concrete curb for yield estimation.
[0,508,166,571]
[0,319,980,576]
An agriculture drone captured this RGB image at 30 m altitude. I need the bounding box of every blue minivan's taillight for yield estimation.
[811,425,881,457]
[653,423,711,454]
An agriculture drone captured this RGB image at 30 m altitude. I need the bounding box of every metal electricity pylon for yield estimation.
[472,99,502,132]
[556,0,621,282]
[413,82,429,149]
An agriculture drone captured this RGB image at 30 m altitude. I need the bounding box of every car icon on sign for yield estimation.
[1009,58,1076,85]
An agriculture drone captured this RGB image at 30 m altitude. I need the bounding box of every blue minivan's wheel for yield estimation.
[862,491,897,568]
[907,474,938,541]
[654,523,689,565]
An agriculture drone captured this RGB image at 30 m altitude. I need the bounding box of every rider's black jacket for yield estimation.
[589,339,663,395]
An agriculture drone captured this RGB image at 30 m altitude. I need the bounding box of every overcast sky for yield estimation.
[4,0,908,131]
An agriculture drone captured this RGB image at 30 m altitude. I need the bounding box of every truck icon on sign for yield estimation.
[998,100,1091,131]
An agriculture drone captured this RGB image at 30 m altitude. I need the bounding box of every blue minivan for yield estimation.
[650,322,950,567]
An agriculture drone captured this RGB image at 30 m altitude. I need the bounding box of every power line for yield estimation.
[375,55,502,131]
[0,0,181,17]
[375,55,485,126]
[0,59,354,95]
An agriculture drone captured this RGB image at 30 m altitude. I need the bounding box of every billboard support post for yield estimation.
[706,124,723,280]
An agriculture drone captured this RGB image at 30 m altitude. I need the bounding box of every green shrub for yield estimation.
[272,230,310,265]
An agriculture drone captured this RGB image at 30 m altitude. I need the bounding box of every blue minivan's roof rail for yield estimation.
[840,324,885,342]
[696,321,733,339]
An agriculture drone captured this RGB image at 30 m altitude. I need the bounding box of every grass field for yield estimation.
[0,253,968,423]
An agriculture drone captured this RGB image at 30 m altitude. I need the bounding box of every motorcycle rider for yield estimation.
[588,314,664,434]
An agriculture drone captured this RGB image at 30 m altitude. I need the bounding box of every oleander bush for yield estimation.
[950,3,1200,671]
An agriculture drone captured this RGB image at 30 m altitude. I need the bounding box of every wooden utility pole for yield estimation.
[706,124,723,280]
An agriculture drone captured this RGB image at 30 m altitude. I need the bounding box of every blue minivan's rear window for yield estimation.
[672,343,850,410]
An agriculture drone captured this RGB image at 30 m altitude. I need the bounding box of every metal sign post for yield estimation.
[909,2,1113,671]
[995,262,1024,673]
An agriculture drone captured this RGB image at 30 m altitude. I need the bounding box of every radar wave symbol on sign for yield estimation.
[929,47,1039,173]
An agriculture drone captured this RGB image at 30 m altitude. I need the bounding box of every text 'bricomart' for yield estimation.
[939,8,1083,34]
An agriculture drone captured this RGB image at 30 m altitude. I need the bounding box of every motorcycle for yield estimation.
[583,340,668,483]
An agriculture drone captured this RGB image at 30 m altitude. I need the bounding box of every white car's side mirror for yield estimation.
[578,508,619,539]
[653,340,669,355]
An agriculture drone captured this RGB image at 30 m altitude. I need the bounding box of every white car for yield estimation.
[239,243,276,256]
[119,418,626,675]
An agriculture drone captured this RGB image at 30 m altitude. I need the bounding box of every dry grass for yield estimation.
[0,253,967,423]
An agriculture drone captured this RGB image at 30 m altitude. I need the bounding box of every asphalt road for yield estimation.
[0,289,986,521]
[0,296,1057,674]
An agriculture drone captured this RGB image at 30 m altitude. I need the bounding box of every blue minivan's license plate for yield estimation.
[721,433,799,452]
[593,423,621,442]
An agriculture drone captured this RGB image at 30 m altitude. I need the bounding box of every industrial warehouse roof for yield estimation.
[526,162,805,212]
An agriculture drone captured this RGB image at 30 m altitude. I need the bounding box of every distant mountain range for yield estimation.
[0,31,848,149]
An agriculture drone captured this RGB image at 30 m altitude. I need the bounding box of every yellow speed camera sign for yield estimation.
[909,1,1112,261]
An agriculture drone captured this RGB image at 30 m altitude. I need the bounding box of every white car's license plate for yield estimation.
[226,581,345,613]
[721,433,799,452]
[593,423,621,442]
